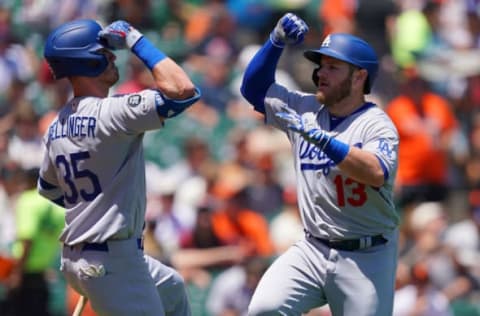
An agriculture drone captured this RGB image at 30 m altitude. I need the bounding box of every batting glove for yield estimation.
[275,107,332,150]
[270,13,309,47]
[98,20,143,50]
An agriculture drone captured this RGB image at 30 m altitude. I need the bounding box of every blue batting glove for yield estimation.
[270,13,309,47]
[98,20,143,50]
[304,128,332,150]
[275,108,331,150]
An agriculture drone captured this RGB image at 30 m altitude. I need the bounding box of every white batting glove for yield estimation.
[98,20,143,50]
[275,107,332,150]
[270,13,309,47]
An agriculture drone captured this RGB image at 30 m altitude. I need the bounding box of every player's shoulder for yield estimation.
[111,88,158,99]
[363,102,394,120]
[269,82,314,99]
[266,83,318,113]
[359,102,398,132]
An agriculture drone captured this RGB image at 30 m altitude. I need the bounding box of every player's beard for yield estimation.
[102,64,119,86]
[316,75,352,107]
[111,67,119,85]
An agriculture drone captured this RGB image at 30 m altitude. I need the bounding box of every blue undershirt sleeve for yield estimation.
[240,40,284,114]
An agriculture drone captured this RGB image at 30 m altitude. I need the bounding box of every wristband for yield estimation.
[269,32,285,48]
[131,37,167,70]
[321,137,349,164]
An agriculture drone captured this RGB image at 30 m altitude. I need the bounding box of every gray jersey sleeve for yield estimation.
[102,90,165,134]
[359,111,399,184]
[104,88,200,134]
[263,83,319,132]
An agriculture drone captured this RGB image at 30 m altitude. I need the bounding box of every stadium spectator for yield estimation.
[393,261,454,316]
[7,100,44,169]
[386,67,465,210]
[269,186,303,255]
[205,257,270,316]
[3,168,64,316]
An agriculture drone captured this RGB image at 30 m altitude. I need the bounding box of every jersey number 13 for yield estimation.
[334,175,367,207]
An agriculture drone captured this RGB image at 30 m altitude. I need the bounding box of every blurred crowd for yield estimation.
[0,0,479,315]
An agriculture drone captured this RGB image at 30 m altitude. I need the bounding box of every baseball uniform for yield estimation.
[241,13,400,315]
[38,88,199,315]
[247,83,400,315]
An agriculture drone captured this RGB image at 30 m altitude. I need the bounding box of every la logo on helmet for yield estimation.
[321,35,331,48]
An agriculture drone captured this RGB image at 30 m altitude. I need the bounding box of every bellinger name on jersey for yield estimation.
[48,115,97,141]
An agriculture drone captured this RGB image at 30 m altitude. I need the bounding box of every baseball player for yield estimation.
[241,13,400,315]
[38,19,200,316]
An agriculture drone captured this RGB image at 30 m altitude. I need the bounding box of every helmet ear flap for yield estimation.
[311,67,320,87]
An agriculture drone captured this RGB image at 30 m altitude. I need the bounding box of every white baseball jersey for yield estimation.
[264,83,399,240]
[38,89,189,245]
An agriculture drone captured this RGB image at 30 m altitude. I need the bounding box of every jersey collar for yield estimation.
[328,102,376,130]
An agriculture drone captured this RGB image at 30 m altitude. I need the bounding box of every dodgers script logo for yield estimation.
[299,141,333,176]
[299,141,362,176]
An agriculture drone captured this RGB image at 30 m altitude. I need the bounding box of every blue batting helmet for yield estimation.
[44,19,108,79]
[304,33,379,94]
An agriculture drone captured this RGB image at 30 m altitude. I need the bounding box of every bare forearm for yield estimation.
[337,146,385,187]
[151,58,196,100]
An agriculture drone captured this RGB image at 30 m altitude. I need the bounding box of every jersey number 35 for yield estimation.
[56,151,102,204]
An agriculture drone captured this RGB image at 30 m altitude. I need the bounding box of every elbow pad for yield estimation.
[155,88,201,118]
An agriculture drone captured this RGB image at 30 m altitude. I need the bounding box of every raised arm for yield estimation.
[99,20,200,118]
[240,13,308,113]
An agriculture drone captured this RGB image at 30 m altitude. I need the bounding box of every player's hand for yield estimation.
[275,105,305,133]
[98,20,143,50]
[270,13,309,47]
[275,107,331,149]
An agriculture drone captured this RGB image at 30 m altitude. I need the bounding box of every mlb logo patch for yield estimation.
[321,35,331,47]
[128,95,141,107]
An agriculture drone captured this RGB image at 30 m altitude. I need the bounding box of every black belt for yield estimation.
[306,231,387,251]
[68,238,144,252]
